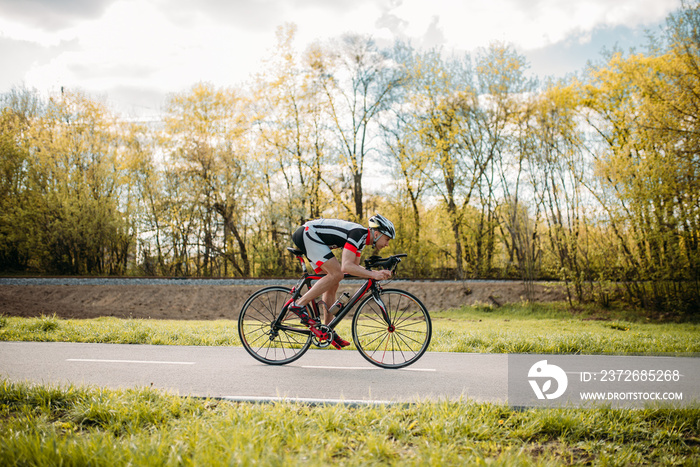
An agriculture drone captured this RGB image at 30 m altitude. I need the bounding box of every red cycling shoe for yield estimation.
[331,332,351,349]
[287,304,318,327]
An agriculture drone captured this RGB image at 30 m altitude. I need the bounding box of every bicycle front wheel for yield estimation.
[352,289,432,369]
[238,286,312,365]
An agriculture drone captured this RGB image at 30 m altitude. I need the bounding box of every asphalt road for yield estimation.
[0,342,507,404]
[2,342,697,407]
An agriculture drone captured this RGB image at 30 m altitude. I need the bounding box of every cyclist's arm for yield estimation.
[340,248,391,280]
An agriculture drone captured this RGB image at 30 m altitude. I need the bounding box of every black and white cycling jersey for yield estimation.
[292,218,371,272]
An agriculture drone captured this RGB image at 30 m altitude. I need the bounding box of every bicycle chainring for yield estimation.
[311,324,332,348]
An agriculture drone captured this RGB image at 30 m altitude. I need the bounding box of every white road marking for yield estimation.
[302,365,436,372]
[67,359,195,365]
[218,396,397,406]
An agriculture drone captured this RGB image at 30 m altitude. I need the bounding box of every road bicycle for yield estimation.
[238,248,432,369]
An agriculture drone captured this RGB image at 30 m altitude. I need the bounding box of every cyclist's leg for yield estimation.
[294,225,343,312]
[296,257,343,309]
[322,282,338,325]
[306,258,350,348]
[322,252,359,324]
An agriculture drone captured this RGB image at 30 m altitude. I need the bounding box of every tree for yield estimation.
[0,107,31,270]
[162,83,252,276]
[1,86,46,271]
[251,24,335,273]
[409,51,479,278]
[470,43,536,277]
[25,90,134,274]
[527,82,591,303]
[309,34,404,220]
[580,0,700,313]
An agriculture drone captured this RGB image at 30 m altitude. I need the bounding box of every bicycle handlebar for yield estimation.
[364,253,407,272]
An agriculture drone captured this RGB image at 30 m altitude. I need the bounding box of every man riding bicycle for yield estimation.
[288,214,395,349]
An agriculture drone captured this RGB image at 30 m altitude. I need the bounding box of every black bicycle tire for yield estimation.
[238,286,312,365]
[351,288,432,369]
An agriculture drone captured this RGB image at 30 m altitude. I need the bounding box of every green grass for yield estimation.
[430,304,700,355]
[1,380,698,466]
[0,315,241,346]
[1,302,698,355]
[1,305,698,464]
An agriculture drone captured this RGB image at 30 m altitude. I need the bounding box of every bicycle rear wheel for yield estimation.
[238,286,312,365]
[351,289,432,369]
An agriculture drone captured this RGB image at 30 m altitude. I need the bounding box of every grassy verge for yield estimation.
[1,303,698,354]
[431,304,700,354]
[1,380,698,466]
[0,314,240,347]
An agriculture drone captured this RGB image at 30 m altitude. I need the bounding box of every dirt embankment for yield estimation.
[0,281,567,320]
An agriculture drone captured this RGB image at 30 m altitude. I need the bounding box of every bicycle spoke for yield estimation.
[394,330,426,348]
[352,289,432,369]
[238,286,312,365]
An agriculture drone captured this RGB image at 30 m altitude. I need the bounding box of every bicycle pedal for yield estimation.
[331,333,351,349]
[330,340,343,350]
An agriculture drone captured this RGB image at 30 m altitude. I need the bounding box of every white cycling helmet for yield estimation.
[368,214,396,240]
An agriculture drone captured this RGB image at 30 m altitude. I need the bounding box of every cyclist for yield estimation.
[288,214,395,349]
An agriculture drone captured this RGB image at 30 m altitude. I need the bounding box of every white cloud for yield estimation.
[21,0,274,94]
[0,0,683,114]
[379,0,680,51]
[292,1,388,45]
[0,15,76,47]
[0,0,114,32]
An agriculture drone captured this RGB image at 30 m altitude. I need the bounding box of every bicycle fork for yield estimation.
[371,288,394,330]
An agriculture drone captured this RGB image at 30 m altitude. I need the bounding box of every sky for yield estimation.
[0,0,682,118]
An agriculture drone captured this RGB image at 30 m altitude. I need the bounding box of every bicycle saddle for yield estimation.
[287,247,304,257]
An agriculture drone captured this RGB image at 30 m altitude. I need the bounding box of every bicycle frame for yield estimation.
[272,253,392,337]
[238,249,430,368]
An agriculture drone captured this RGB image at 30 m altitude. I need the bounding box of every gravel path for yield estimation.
[0,277,566,320]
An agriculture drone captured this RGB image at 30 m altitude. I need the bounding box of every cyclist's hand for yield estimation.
[372,269,392,281]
